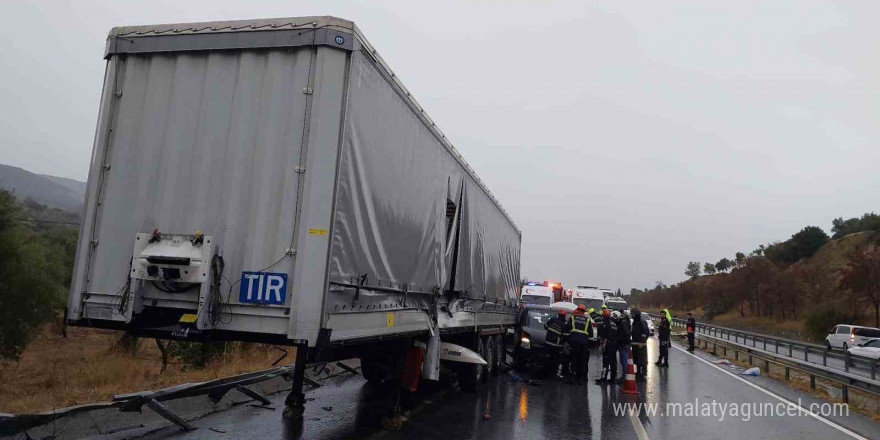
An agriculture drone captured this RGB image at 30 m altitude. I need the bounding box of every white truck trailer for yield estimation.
[65,16,521,417]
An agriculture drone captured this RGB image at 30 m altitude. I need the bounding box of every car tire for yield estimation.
[826,341,832,351]
[843,342,849,350]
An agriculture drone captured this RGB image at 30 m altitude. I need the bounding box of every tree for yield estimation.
[832,213,880,239]
[703,262,716,275]
[789,226,829,261]
[715,258,732,273]
[0,191,66,358]
[615,288,622,297]
[685,262,701,279]
[735,252,746,268]
[839,245,880,327]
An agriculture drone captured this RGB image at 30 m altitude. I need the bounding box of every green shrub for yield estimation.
[169,341,232,369]
[805,308,861,342]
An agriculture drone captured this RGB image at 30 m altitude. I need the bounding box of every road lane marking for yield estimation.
[673,344,869,440]
[629,413,650,440]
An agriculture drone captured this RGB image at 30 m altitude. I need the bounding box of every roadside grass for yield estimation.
[0,326,289,414]
[645,307,811,342]
[678,334,880,422]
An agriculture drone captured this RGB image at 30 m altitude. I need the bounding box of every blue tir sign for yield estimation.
[239,272,287,305]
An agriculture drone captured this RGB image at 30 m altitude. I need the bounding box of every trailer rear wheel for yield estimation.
[492,335,503,376]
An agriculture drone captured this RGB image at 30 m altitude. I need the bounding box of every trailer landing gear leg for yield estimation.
[283,343,308,420]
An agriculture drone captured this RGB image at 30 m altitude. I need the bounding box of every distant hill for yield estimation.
[0,164,85,211]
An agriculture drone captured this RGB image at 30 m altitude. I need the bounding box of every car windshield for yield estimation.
[605,300,627,310]
[521,295,552,305]
[526,310,554,330]
[573,298,604,310]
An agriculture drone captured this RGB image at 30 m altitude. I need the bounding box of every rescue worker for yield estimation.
[567,304,593,383]
[615,310,632,382]
[686,312,696,352]
[630,307,648,381]
[544,308,570,378]
[656,311,671,366]
[595,308,619,385]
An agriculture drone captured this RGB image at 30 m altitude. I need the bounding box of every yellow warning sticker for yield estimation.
[179,313,198,324]
[386,312,394,328]
[307,228,328,236]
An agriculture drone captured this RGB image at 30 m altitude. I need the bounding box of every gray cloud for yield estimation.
[1,1,877,293]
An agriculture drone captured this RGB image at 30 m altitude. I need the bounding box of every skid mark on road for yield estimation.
[672,344,868,440]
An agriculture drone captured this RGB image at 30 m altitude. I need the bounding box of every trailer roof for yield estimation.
[106,16,519,233]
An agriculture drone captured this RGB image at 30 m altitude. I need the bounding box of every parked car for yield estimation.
[846,338,880,363]
[826,325,880,350]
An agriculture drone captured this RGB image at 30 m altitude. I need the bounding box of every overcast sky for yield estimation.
[1,1,878,293]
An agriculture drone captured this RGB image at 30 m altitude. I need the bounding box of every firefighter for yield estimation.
[595,308,619,385]
[656,312,671,367]
[567,304,593,384]
[686,312,696,352]
[544,308,570,379]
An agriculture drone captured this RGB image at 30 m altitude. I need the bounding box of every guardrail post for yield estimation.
[748,354,753,365]
[823,349,827,366]
[764,360,770,373]
[788,343,792,358]
[844,350,850,372]
[804,346,809,362]
[734,350,738,361]
[810,375,815,390]
[842,385,848,404]
[723,346,727,357]
[785,367,790,381]
[763,338,767,351]
[872,359,877,380]
[752,337,756,348]
[775,342,779,354]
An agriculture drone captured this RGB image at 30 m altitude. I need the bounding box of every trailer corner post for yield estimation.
[283,342,310,420]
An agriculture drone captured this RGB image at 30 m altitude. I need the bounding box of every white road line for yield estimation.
[629,412,650,440]
[673,344,869,440]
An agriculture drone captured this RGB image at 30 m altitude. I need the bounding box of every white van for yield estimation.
[572,286,605,311]
[520,285,554,306]
[826,325,880,350]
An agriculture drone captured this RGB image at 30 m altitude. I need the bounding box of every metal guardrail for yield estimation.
[0,365,296,435]
[646,313,880,402]
[0,360,361,436]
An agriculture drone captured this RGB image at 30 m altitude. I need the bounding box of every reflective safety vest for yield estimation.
[664,309,673,324]
[570,314,591,335]
[545,318,568,347]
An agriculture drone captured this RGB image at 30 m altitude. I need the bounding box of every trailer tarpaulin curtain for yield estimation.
[329,51,520,304]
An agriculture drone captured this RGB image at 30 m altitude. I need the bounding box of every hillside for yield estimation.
[0,163,85,211]
[633,229,880,341]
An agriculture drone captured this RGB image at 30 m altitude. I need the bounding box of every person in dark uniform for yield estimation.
[595,308,619,385]
[630,307,648,380]
[615,310,632,382]
[686,312,696,352]
[544,308,570,378]
[567,304,593,383]
[656,311,671,367]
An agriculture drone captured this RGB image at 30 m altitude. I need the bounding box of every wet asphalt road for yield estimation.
[138,339,880,440]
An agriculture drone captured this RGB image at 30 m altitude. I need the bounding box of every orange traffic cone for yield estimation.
[621,346,639,395]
